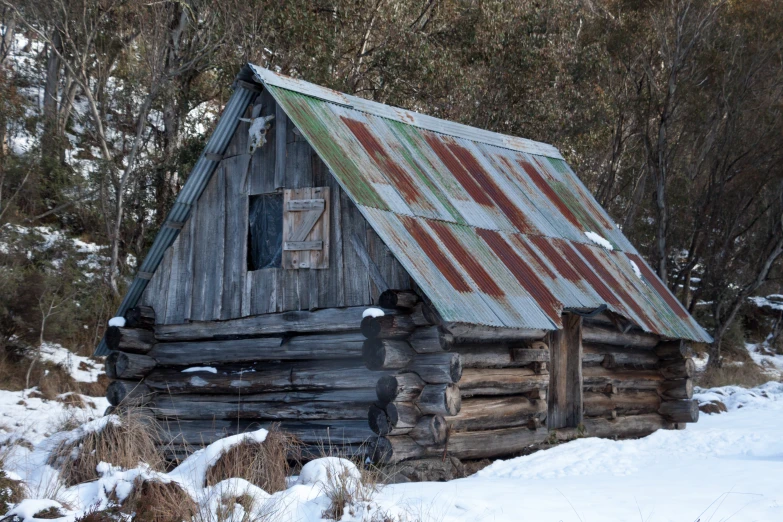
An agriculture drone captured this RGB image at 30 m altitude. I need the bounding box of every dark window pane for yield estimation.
[248,194,283,270]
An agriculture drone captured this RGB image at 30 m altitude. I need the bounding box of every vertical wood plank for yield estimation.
[548,315,583,429]
[249,91,277,195]
[191,170,222,321]
[163,232,182,324]
[224,101,254,158]
[222,154,251,319]
[341,191,371,306]
[314,161,344,309]
[211,166,226,320]
[274,101,287,189]
[183,206,196,321]
[565,314,584,427]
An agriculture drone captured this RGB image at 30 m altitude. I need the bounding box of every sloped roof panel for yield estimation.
[256,66,712,343]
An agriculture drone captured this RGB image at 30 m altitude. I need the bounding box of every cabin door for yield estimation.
[548,314,583,429]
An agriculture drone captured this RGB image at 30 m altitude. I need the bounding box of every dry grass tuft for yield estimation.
[0,468,26,512]
[205,427,298,494]
[55,392,87,408]
[122,478,197,522]
[34,506,66,519]
[696,362,771,388]
[48,408,164,486]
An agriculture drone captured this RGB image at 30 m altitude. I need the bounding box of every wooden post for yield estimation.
[548,314,583,429]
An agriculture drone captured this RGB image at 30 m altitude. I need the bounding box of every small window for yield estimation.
[248,194,283,270]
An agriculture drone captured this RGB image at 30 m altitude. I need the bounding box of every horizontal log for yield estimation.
[408,415,447,446]
[655,341,695,360]
[582,324,659,347]
[447,396,546,431]
[583,390,661,417]
[376,373,425,404]
[658,358,695,379]
[106,327,156,354]
[454,344,549,368]
[150,390,376,420]
[379,290,420,309]
[107,351,157,380]
[144,360,389,394]
[155,306,396,341]
[361,315,416,339]
[582,366,664,391]
[408,326,453,353]
[363,340,461,383]
[148,332,366,366]
[555,413,672,442]
[658,399,699,423]
[417,384,461,416]
[459,368,549,397]
[410,302,435,327]
[160,419,376,446]
[442,323,547,342]
[582,343,659,368]
[659,378,693,400]
[106,380,154,406]
[123,306,156,329]
[363,340,415,370]
[371,426,552,463]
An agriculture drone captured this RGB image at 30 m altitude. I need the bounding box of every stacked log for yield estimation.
[366,292,551,464]
[105,305,395,459]
[578,317,697,434]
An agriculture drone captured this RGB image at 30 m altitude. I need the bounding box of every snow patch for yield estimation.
[629,259,643,279]
[108,316,126,327]
[585,231,614,250]
[182,366,218,374]
[362,307,385,318]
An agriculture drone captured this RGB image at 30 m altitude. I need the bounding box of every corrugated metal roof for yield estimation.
[252,65,711,343]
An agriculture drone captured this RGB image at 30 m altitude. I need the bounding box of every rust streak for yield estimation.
[478,229,561,322]
[626,253,689,320]
[429,222,504,297]
[527,235,581,283]
[445,141,534,234]
[340,116,425,206]
[399,215,472,293]
[572,243,654,329]
[552,238,623,308]
[423,132,494,207]
[511,235,558,280]
[517,158,582,229]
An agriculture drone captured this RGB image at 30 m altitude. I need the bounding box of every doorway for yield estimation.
[548,314,583,429]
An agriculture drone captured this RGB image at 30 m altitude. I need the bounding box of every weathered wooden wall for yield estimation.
[140,89,411,324]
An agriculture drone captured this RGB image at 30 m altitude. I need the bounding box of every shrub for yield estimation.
[122,478,197,522]
[205,427,298,494]
[0,469,26,513]
[696,362,771,388]
[48,409,163,486]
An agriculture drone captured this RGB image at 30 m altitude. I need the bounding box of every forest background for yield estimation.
[1,0,782,371]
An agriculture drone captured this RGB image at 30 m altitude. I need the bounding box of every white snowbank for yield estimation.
[38,342,104,383]
[584,231,613,250]
[181,366,218,374]
[6,499,63,522]
[362,307,385,318]
[108,316,126,327]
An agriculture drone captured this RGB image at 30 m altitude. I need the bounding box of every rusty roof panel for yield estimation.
[257,68,712,343]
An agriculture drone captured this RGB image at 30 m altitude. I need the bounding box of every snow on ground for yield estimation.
[38,342,104,383]
[747,342,783,379]
[0,388,109,447]
[2,381,783,521]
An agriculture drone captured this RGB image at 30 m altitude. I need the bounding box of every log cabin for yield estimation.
[96,64,712,467]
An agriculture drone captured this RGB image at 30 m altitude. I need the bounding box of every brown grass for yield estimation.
[204,427,298,494]
[0,469,26,512]
[0,344,107,398]
[48,407,164,486]
[34,507,65,519]
[696,362,772,388]
[121,478,197,522]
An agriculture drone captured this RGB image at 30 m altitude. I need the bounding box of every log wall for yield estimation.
[139,91,411,324]
[106,305,390,460]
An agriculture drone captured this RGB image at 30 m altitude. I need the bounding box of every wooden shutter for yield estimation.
[282,187,330,269]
